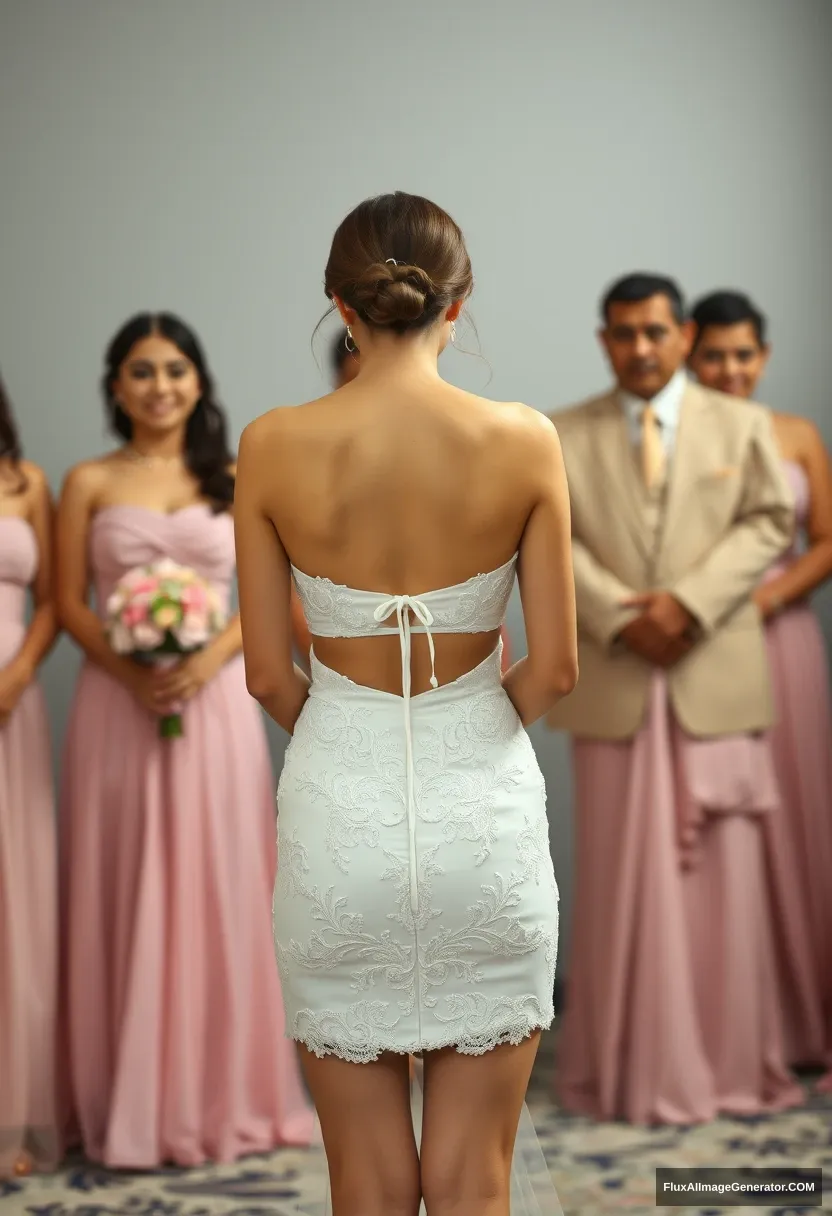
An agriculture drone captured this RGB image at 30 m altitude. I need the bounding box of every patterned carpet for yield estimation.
[4,1035,830,1215]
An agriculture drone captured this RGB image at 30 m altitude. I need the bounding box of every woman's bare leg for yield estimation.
[419,1032,541,1216]
[299,1046,421,1216]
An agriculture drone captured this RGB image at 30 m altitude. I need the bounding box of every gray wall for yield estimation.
[1,0,830,967]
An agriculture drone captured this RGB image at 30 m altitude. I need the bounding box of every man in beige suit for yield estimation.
[550,273,802,1125]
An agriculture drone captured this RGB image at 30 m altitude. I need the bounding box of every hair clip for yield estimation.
[385,258,402,265]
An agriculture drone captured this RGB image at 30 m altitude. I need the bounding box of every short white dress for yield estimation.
[274,555,559,1064]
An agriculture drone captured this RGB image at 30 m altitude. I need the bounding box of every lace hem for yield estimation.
[287,1007,555,1064]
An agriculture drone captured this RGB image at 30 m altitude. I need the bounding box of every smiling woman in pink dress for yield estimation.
[690,291,832,1078]
[0,373,59,1180]
[57,314,313,1169]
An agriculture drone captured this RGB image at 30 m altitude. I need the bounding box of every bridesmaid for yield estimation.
[689,290,832,1072]
[0,373,59,1179]
[292,329,515,671]
[57,314,313,1168]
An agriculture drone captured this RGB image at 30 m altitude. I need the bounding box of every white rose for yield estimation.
[132,622,164,651]
[174,613,210,650]
[108,622,134,654]
[151,558,182,579]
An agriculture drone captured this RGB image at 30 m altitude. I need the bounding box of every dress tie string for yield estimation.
[373,595,438,914]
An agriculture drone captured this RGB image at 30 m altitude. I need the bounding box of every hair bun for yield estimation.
[350,261,438,327]
[324,193,473,334]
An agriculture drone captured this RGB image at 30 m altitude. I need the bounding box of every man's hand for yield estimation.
[617,591,698,667]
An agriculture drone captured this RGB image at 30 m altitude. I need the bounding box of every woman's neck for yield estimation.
[126,427,186,460]
[349,330,444,385]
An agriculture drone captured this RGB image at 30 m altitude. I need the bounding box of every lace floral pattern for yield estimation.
[274,646,559,1062]
[291,554,518,639]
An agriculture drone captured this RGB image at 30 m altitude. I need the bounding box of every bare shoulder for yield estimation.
[239,401,322,455]
[485,403,565,491]
[239,411,282,478]
[509,402,561,449]
[16,458,47,489]
[775,412,827,456]
[0,456,38,498]
[60,455,112,502]
[473,399,560,458]
[18,460,51,509]
[493,399,556,435]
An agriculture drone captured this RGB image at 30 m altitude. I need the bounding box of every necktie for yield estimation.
[640,403,665,489]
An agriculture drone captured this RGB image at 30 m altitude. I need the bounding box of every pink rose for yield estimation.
[180,585,208,613]
[123,574,158,597]
[122,601,150,628]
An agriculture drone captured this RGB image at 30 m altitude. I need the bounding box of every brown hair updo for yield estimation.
[325,192,473,334]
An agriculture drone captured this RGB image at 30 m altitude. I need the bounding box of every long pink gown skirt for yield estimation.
[0,519,59,1175]
[556,672,804,1124]
[761,461,832,1068]
[60,506,313,1169]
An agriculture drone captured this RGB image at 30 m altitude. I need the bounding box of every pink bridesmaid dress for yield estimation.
[61,504,313,1169]
[0,518,59,1176]
[557,672,804,1125]
[761,461,832,1068]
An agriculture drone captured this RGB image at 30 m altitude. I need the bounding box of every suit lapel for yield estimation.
[593,394,652,562]
[657,382,711,566]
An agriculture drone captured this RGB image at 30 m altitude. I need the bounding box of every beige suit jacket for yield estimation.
[546,381,794,740]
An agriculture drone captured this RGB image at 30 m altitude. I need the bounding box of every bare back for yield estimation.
[251,375,553,694]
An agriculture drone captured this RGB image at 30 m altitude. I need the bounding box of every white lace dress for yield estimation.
[274,555,559,1063]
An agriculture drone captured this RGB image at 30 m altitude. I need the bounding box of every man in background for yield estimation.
[548,273,800,1123]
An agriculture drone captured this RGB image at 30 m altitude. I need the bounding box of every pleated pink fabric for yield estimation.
[0,518,59,1177]
[760,462,832,1067]
[556,672,804,1125]
[60,506,312,1169]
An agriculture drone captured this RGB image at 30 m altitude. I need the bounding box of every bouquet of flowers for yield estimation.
[105,558,227,738]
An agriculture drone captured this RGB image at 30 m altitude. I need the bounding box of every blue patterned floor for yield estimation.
[4,1036,830,1215]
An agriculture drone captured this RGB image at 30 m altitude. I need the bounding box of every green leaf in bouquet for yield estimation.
[159,712,184,739]
[157,633,187,655]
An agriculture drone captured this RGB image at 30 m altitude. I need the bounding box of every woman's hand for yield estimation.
[123,663,168,715]
[753,585,781,621]
[0,658,34,726]
[153,647,225,705]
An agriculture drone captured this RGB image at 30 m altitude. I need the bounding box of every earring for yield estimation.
[450,321,457,344]
[345,326,356,353]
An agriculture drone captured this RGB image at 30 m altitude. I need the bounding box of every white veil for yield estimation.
[320,1057,563,1215]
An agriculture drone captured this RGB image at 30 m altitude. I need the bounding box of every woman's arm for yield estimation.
[756,418,832,616]
[199,459,244,666]
[291,583,313,669]
[16,463,58,672]
[56,464,149,691]
[235,421,309,733]
[502,413,579,725]
[0,465,59,724]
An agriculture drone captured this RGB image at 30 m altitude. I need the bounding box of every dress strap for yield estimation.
[373,595,438,916]
[373,595,438,695]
